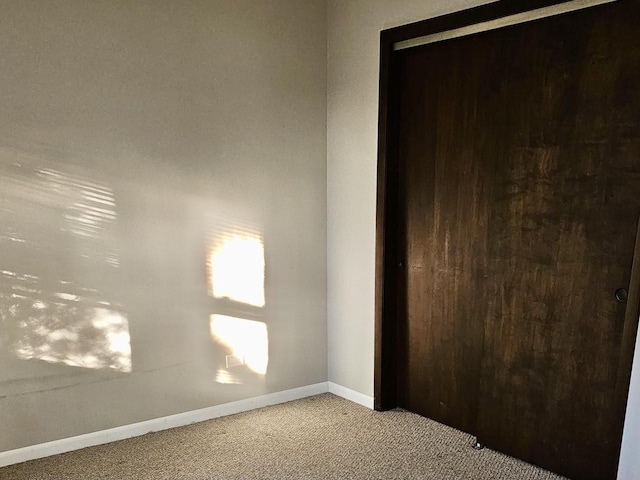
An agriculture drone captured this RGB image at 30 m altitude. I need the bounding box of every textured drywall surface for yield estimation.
[0,0,327,452]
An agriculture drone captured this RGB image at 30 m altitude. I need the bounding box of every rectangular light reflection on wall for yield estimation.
[210,314,268,375]
[207,223,265,308]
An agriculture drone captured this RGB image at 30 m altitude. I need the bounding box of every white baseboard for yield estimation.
[0,382,329,468]
[0,381,374,468]
[328,382,374,409]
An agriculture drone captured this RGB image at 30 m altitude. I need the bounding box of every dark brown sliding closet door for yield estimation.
[396,29,498,435]
[394,2,640,480]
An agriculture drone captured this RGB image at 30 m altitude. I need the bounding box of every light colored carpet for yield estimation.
[0,393,566,479]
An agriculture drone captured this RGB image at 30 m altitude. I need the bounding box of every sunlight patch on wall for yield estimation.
[0,158,121,268]
[38,167,118,240]
[13,306,132,372]
[0,153,132,374]
[207,226,265,307]
[1,269,132,373]
[210,314,268,375]
[214,368,242,385]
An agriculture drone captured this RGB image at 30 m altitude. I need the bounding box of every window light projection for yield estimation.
[12,307,132,373]
[207,224,265,307]
[214,368,242,385]
[0,152,131,373]
[1,272,132,373]
[38,167,118,240]
[210,314,268,375]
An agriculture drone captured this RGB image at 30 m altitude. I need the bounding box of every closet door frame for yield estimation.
[373,0,640,423]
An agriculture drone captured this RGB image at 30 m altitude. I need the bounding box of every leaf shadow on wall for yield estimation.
[0,151,132,379]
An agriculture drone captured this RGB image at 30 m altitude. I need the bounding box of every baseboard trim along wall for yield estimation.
[328,382,375,409]
[0,382,328,468]
[0,381,374,468]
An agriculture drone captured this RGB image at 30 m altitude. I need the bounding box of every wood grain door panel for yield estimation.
[394,2,640,479]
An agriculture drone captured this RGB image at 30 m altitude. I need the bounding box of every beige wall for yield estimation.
[0,0,327,452]
[326,1,640,477]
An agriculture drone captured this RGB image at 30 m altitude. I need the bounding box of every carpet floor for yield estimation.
[0,393,566,479]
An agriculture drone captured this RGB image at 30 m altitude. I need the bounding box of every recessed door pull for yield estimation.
[615,288,628,303]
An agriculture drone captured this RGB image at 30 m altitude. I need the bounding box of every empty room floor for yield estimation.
[0,394,565,479]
